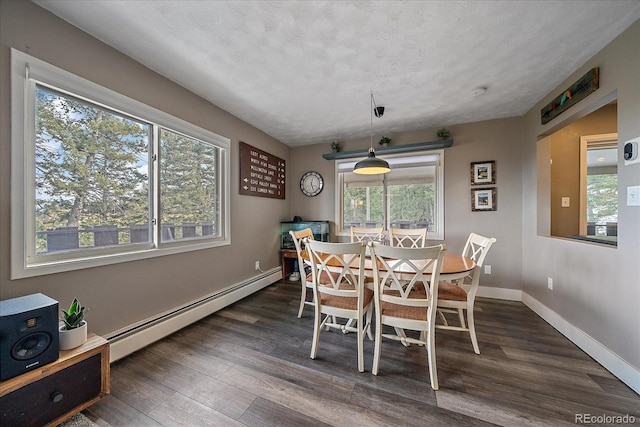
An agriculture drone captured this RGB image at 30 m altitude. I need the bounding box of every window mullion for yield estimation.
[152,125,160,247]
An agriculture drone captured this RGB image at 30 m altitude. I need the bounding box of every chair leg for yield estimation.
[365,308,374,341]
[395,327,410,347]
[457,308,466,328]
[437,309,448,326]
[357,317,365,373]
[310,307,322,359]
[297,283,308,318]
[426,327,439,390]
[467,305,480,354]
[372,313,382,375]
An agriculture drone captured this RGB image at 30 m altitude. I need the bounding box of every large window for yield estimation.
[336,152,444,240]
[11,49,230,278]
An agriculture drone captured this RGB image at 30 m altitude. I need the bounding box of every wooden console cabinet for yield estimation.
[0,334,110,427]
[281,249,298,281]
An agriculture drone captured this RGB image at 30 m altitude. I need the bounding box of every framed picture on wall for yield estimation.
[471,187,497,211]
[471,160,496,185]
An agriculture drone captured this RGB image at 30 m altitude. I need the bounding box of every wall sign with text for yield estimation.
[239,142,286,199]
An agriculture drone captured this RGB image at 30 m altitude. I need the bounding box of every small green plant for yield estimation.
[61,298,86,330]
[379,136,391,146]
[330,141,340,152]
[436,128,450,139]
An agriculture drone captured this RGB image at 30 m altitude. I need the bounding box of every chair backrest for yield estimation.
[389,227,428,248]
[350,226,384,243]
[462,233,497,267]
[369,242,445,316]
[289,228,314,278]
[306,240,366,301]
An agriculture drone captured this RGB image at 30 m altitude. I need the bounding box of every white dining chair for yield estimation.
[436,232,496,354]
[369,241,445,390]
[389,227,428,248]
[306,240,373,373]
[350,226,384,243]
[289,228,316,318]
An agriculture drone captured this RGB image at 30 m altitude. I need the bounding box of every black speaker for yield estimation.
[0,293,59,381]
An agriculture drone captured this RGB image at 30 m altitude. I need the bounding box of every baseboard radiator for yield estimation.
[106,268,282,362]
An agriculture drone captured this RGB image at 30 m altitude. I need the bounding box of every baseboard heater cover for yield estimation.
[107,268,281,362]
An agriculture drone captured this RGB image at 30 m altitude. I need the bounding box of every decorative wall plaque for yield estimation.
[239,142,286,199]
[541,68,599,124]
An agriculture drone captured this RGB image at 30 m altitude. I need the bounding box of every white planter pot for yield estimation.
[59,320,87,350]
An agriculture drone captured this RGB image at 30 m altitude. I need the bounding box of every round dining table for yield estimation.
[301,248,476,281]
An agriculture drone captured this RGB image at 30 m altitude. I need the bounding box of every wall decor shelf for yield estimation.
[322,139,453,160]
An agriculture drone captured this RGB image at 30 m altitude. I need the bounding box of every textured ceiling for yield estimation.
[34,1,640,147]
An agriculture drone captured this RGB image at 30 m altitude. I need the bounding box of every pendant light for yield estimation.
[353,92,391,175]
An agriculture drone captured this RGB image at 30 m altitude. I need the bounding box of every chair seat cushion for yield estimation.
[438,281,468,301]
[380,301,429,321]
[319,285,374,310]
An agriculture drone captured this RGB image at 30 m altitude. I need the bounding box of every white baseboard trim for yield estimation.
[475,285,522,301]
[522,292,640,396]
[107,268,282,363]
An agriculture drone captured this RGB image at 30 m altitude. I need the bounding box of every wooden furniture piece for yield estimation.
[289,228,315,318]
[306,240,373,373]
[280,249,298,281]
[389,227,428,248]
[369,242,445,390]
[436,233,497,354]
[0,334,110,427]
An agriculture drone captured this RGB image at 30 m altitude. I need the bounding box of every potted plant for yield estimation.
[436,128,451,139]
[379,136,391,147]
[330,141,340,153]
[59,298,88,350]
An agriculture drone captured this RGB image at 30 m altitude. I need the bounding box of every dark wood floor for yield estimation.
[85,280,639,426]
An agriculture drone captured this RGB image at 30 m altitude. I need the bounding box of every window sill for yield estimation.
[570,235,617,247]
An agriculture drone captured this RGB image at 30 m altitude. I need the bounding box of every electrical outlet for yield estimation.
[561,197,570,207]
[548,277,553,290]
[484,265,491,274]
[255,261,260,270]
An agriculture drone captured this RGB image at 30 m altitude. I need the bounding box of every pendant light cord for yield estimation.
[370,92,374,151]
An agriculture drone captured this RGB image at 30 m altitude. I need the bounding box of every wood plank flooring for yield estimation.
[84,280,639,426]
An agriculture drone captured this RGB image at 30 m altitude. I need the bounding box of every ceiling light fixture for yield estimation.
[353,92,391,175]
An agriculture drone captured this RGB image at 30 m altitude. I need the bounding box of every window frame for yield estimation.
[334,150,445,240]
[11,49,231,279]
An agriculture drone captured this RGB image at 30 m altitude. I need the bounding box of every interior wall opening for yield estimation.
[536,100,618,246]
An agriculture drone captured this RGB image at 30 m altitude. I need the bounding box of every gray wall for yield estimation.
[522,20,640,370]
[0,1,289,336]
[289,119,524,291]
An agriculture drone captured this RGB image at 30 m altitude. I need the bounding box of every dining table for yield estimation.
[301,244,476,282]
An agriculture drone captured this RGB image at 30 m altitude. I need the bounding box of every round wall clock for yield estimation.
[300,171,324,197]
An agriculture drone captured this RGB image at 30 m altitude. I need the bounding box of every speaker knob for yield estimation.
[50,391,63,403]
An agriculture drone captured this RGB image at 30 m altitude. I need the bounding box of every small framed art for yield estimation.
[471,187,497,211]
[471,160,496,185]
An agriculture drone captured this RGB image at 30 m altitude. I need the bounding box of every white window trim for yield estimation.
[11,49,231,279]
[334,150,445,240]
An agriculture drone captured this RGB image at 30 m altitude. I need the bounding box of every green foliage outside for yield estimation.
[34,85,218,252]
[343,182,435,229]
[586,174,617,223]
[160,129,218,237]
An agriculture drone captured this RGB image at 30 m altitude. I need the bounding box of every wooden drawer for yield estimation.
[1,354,100,426]
[0,334,109,427]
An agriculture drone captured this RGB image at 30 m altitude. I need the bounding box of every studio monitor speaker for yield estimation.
[0,293,59,381]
